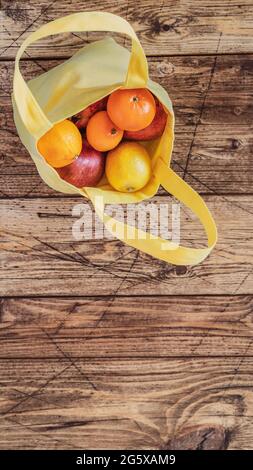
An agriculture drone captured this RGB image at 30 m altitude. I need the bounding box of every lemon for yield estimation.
[106,142,151,192]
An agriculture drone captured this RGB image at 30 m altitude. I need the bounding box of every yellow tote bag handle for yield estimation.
[13,11,148,138]
[87,159,217,266]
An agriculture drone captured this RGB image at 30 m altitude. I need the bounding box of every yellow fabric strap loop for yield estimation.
[13,11,148,138]
[87,159,217,266]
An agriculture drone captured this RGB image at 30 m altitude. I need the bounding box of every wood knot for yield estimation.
[152,19,180,35]
[163,425,230,450]
[231,139,241,150]
[157,61,175,77]
[234,106,242,116]
[163,24,172,32]
[152,19,162,34]
[175,265,187,276]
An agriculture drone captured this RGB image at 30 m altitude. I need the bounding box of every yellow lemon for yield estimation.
[106,142,151,192]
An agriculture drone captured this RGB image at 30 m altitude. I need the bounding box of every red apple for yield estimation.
[57,139,105,188]
[73,96,108,129]
[124,99,167,141]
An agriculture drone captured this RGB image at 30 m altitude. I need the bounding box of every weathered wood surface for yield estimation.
[0,295,253,358]
[1,357,253,449]
[1,195,253,296]
[1,0,253,58]
[1,54,252,197]
[1,0,253,451]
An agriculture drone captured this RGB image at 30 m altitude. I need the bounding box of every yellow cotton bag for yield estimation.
[12,11,217,265]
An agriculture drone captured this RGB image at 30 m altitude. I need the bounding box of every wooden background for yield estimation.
[0,0,253,450]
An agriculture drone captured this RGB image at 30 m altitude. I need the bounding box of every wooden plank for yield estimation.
[0,195,252,297]
[1,0,253,58]
[0,295,253,358]
[1,54,252,197]
[0,357,253,449]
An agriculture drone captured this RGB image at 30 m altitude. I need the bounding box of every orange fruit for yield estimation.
[86,111,123,151]
[107,88,156,132]
[106,142,152,192]
[37,120,82,168]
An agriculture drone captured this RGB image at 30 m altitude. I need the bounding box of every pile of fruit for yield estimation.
[37,88,167,192]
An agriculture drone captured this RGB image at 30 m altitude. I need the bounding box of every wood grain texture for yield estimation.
[0,357,253,449]
[1,0,253,451]
[1,0,253,58]
[1,54,252,197]
[0,295,253,358]
[1,195,253,296]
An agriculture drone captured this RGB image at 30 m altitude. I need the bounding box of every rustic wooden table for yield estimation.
[0,0,253,450]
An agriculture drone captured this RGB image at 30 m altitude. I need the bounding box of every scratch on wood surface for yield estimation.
[183,32,223,180]
[1,0,253,451]
[221,337,253,391]
[52,301,79,336]
[2,364,71,417]
[11,387,58,411]
[32,237,131,283]
[174,161,253,217]
[2,25,48,73]
[38,326,99,391]
[1,228,130,283]
[0,1,55,58]
[190,267,253,356]
[85,249,140,336]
